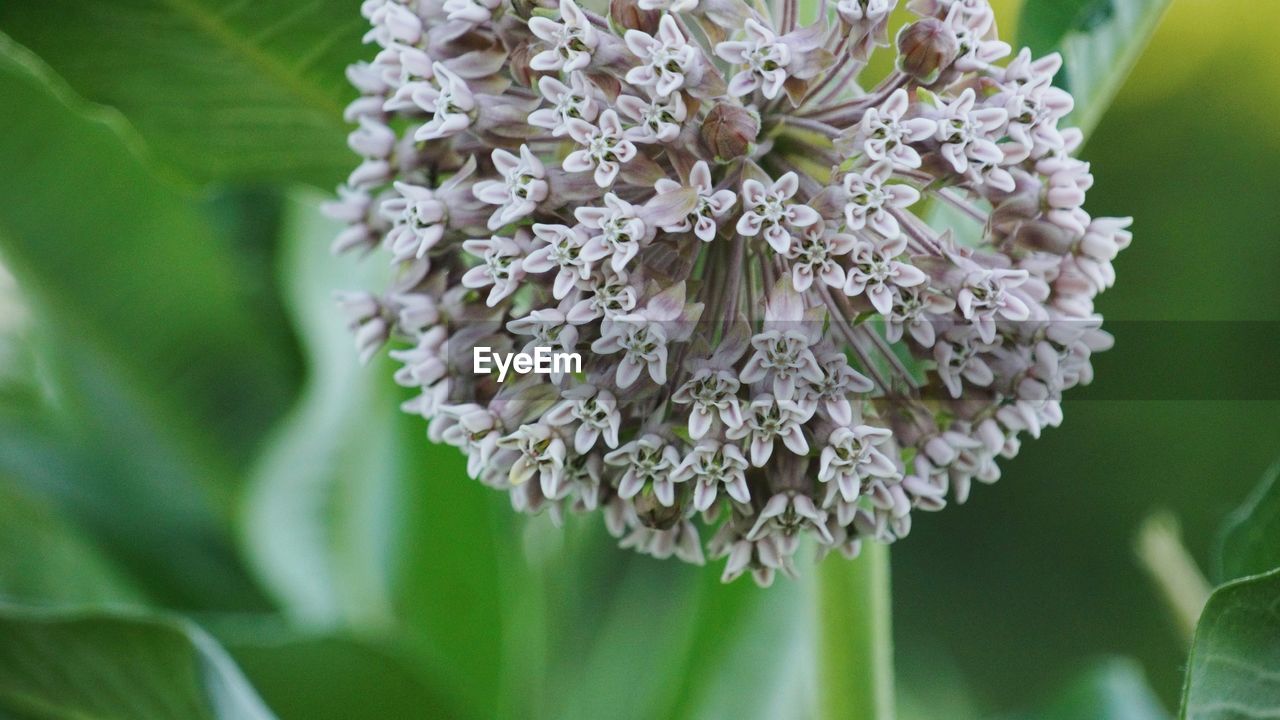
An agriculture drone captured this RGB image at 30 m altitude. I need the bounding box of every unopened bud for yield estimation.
[896,19,959,83]
[700,103,759,161]
[507,42,538,88]
[633,489,683,530]
[609,0,660,33]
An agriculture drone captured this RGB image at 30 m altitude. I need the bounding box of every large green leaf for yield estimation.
[1217,462,1280,583]
[998,658,1170,720]
[1181,569,1280,719]
[212,620,462,720]
[1017,0,1172,135]
[0,0,363,186]
[0,477,146,607]
[0,36,288,608]
[0,607,277,719]
[239,193,511,715]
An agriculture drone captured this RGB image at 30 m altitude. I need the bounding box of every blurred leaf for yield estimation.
[240,193,399,629]
[0,607,277,719]
[1181,568,1280,719]
[0,36,287,608]
[0,0,363,186]
[240,193,510,715]
[670,575,810,720]
[1217,462,1280,583]
[210,619,461,720]
[0,477,146,607]
[998,658,1170,720]
[1017,0,1172,135]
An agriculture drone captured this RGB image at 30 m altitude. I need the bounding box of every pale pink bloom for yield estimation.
[736,172,821,253]
[624,15,698,97]
[843,234,928,315]
[529,0,598,73]
[564,110,638,188]
[652,161,736,241]
[715,19,792,100]
[843,161,921,237]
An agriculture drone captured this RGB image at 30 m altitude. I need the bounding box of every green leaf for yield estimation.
[0,0,363,186]
[1017,0,1172,136]
[0,36,289,608]
[240,193,400,629]
[1217,462,1280,583]
[239,193,510,715]
[0,607,277,719]
[210,619,463,720]
[816,543,895,720]
[999,658,1170,720]
[0,477,146,607]
[1181,568,1280,720]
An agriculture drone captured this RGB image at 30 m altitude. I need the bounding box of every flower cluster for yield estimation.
[329,0,1132,585]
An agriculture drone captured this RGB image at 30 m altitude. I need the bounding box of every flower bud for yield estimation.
[609,0,660,34]
[700,103,759,161]
[633,489,683,529]
[896,18,959,83]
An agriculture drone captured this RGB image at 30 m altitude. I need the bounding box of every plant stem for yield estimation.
[815,542,895,720]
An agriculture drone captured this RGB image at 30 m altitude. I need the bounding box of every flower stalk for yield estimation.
[816,542,894,720]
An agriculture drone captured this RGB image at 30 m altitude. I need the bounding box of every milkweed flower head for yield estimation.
[330,0,1132,586]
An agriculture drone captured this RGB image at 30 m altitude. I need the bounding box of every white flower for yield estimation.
[854,88,937,168]
[736,172,821,253]
[543,385,622,453]
[564,110,638,188]
[672,368,745,439]
[382,182,447,261]
[412,63,475,141]
[498,423,568,497]
[843,161,921,237]
[529,0,598,73]
[566,266,637,322]
[461,233,527,306]
[528,73,600,137]
[624,15,698,97]
[507,307,579,359]
[652,161,736,242]
[956,265,1032,342]
[843,234,928,315]
[787,224,855,292]
[934,325,997,398]
[884,285,955,347]
[947,4,1011,72]
[605,434,683,505]
[438,404,504,479]
[726,393,812,467]
[442,0,502,25]
[524,223,593,299]
[740,290,825,401]
[748,492,833,554]
[837,0,895,23]
[715,19,792,100]
[818,425,900,503]
[935,88,1008,175]
[472,145,549,230]
[618,92,688,144]
[591,313,669,387]
[799,350,875,426]
[576,193,649,274]
[672,441,751,511]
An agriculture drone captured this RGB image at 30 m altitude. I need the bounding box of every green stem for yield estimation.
[815,542,895,720]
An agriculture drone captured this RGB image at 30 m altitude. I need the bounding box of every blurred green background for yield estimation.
[0,0,1277,718]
